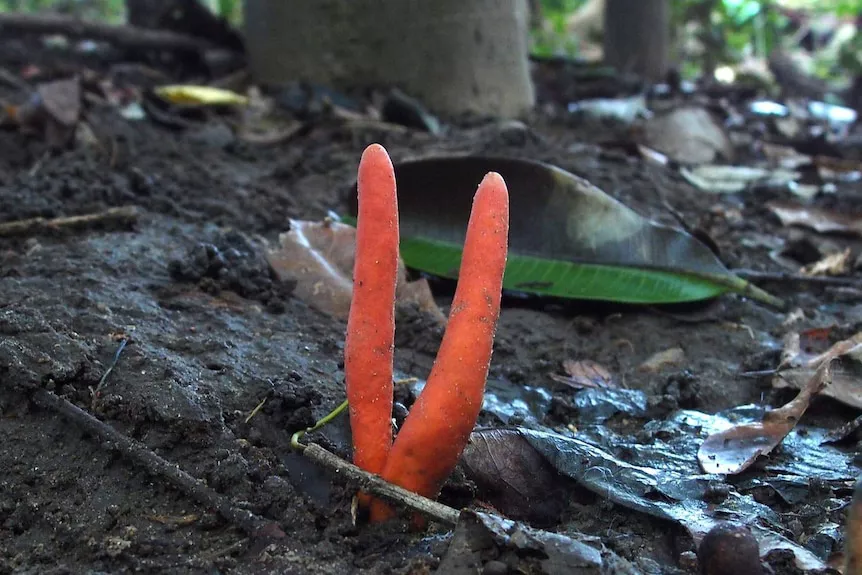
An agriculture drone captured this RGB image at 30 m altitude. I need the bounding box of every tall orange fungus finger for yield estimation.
[345,144,399,482]
[372,171,509,522]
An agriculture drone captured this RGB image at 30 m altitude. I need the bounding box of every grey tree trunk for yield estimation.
[603,0,669,82]
[243,0,535,118]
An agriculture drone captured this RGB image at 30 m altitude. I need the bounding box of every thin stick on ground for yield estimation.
[0,11,220,52]
[733,269,862,289]
[29,388,285,539]
[295,442,460,527]
[0,206,140,238]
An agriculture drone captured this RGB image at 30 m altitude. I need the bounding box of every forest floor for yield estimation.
[1,40,862,575]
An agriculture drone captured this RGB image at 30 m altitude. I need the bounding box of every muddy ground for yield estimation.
[2,46,862,574]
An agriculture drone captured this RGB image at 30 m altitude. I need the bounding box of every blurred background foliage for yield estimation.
[0,0,858,83]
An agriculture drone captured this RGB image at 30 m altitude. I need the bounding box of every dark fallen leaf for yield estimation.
[343,156,782,307]
[380,88,442,135]
[437,510,638,575]
[512,427,827,571]
[844,477,862,575]
[698,362,832,475]
[572,388,647,423]
[265,219,445,324]
[462,428,575,527]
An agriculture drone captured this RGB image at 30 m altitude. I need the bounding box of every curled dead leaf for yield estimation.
[549,359,616,389]
[774,332,862,409]
[265,219,445,324]
[698,361,832,475]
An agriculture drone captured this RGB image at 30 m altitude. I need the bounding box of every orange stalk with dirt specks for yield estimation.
[371,171,509,523]
[345,144,399,493]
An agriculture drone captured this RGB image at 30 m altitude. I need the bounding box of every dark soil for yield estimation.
[2,45,861,575]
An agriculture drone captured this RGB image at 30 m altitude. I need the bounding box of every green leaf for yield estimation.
[342,156,783,308]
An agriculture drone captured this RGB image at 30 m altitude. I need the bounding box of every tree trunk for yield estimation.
[242,0,535,119]
[603,0,669,82]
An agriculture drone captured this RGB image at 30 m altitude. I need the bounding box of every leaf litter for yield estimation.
[698,361,832,475]
[265,218,445,324]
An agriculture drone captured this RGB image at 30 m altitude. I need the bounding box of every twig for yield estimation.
[296,442,461,527]
[0,11,219,52]
[30,388,284,539]
[90,337,128,411]
[733,269,862,289]
[0,206,140,238]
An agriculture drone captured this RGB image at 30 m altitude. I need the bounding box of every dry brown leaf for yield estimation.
[767,201,862,237]
[549,359,615,389]
[265,219,445,324]
[638,347,685,373]
[800,248,852,277]
[773,332,862,409]
[698,361,832,475]
[643,107,733,165]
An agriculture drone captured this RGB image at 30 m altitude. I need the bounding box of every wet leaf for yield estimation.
[643,107,733,165]
[843,477,862,575]
[153,85,249,107]
[265,219,445,323]
[343,156,783,307]
[572,388,647,423]
[767,201,862,237]
[549,359,616,389]
[462,428,574,527]
[774,332,862,409]
[438,510,638,575]
[698,362,831,475]
[512,427,827,571]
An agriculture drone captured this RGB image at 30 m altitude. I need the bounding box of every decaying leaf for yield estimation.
[698,362,832,475]
[510,427,827,571]
[643,107,733,165]
[681,165,801,195]
[549,359,616,390]
[7,77,81,147]
[800,248,852,277]
[638,347,685,373]
[437,510,637,575]
[844,477,862,575]
[462,428,574,527]
[767,201,862,237]
[774,332,862,409]
[265,219,445,324]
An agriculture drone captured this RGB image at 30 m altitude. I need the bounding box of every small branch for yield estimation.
[0,11,219,52]
[30,388,284,539]
[0,206,140,238]
[297,442,461,527]
[733,269,862,289]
